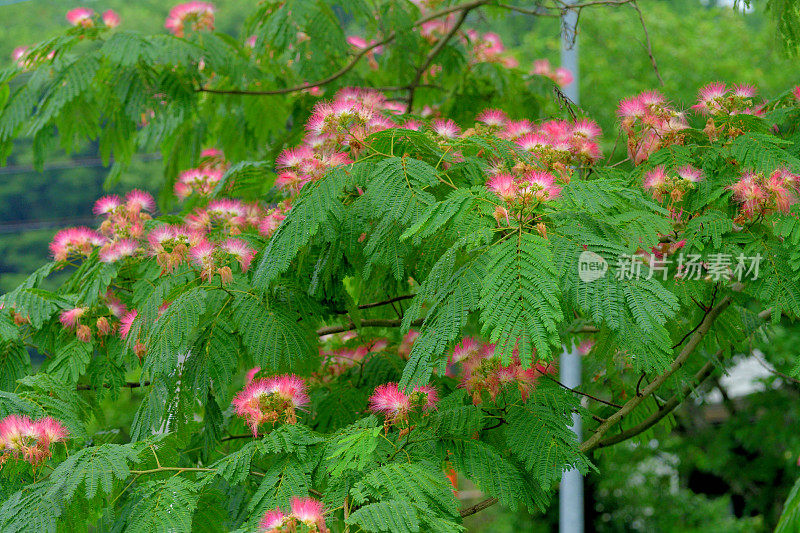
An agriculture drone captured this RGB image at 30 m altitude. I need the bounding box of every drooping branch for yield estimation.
[406,5,474,111]
[316,318,423,336]
[580,295,732,453]
[594,358,717,449]
[196,0,491,97]
[631,1,664,86]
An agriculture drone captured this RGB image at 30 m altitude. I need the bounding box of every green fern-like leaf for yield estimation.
[479,233,564,364]
[126,477,200,533]
[347,500,421,533]
[46,443,139,502]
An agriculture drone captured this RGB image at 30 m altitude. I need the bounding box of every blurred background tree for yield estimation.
[1,1,798,531]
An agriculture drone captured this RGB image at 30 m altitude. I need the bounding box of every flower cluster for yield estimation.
[368,382,438,426]
[174,148,229,199]
[232,375,309,435]
[729,168,800,221]
[49,227,105,262]
[319,333,388,377]
[92,190,156,262]
[450,337,554,405]
[466,31,518,68]
[66,8,120,28]
[260,497,328,533]
[346,35,383,70]
[0,415,68,466]
[692,82,765,141]
[531,59,573,87]
[165,1,215,37]
[618,91,688,165]
[642,164,704,203]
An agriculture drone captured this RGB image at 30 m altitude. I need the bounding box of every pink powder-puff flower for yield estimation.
[66,8,94,27]
[189,239,215,267]
[259,211,287,237]
[165,1,215,37]
[119,310,137,339]
[676,164,704,183]
[532,59,552,76]
[232,375,309,435]
[368,382,438,421]
[102,9,120,28]
[33,417,68,445]
[104,291,127,318]
[793,86,800,102]
[432,119,460,139]
[476,109,508,127]
[49,227,105,261]
[291,497,328,532]
[259,509,287,532]
[732,83,756,99]
[643,166,667,193]
[276,146,314,169]
[125,190,156,213]
[692,82,728,114]
[516,132,551,151]
[487,173,518,201]
[93,195,122,216]
[553,67,573,87]
[12,46,28,68]
[59,307,86,329]
[617,96,647,119]
[398,330,419,358]
[220,238,256,271]
[522,170,561,201]
[98,239,138,263]
[638,90,666,107]
[571,119,602,140]
[452,337,482,363]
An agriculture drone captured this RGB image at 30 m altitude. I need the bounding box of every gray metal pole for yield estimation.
[559,3,583,533]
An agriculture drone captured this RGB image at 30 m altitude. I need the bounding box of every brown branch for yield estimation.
[580,294,732,453]
[197,0,490,97]
[751,351,800,385]
[594,358,717,449]
[316,318,423,336]
[460,497,499,517]
[406,5,473,111]
[543,374,622,408]
[77,381,149,391]
[631,1,664,86]
[358,294,415,310]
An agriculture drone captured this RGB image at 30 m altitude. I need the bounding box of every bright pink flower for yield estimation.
[94,195,122,216]
[119,310,137,339]
[676,164,703,183]
[165,1,215,37]
[125,190,156,213]
[617,96,647,119]
[516,132,551,151]
[102,9,121,28]
[452,337,482,363]
[232,375,309,435]
[487,173,518,201]
[59,307,86,329]
[190,239,215,267]
[50,227,105,261]
[207,199,245,219]
[793,86,800,102]
[99,239,138,263]
[643,166,667,192]
[522,170,561,201]
[476,109,507,127]
[553,67,573,87]
[368,382,437,421]
[245,367,261,385]
[693,82,728,114]
[276,146,314,169]
[732,84,756,98]
[34,417,68,444]
[572,119,601,140]
[12,46,29,69]
[259,509,286,532]
[104,291,127,318]
[221,238,256,271]
[432,119,460,139]
[66,8,94,27]
[638,90,666,107]
[291,497,327,532]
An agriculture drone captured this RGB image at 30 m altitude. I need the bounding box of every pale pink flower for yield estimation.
[102,9,121,28]
[571,119,601,140]
[291,497,327,532]
[50,227,105,261]
[94,195,122,216]
[431,119,460,139]
[66,8,94,27]
[189,239,215,267]
[368,382,438,421]
[522,170,561,201]
[452,337,482,363]
[165,1,215,37]
[259,509,287,532]
[125,190,156,213]
[676,165,703,183]
[476,109,507,127]
[245,367,261,385]
[532,59,552,76]
[59,307,86,329]
[119,310,137,339]
[98,240,138,263]
[643,166,667,193]
[487,173,518,201]
[516,132,551,151]
[553,67,573,87]
[732,84,756,98]
[34,417,68,445]
[232,375,309,435]
[793,86,800,102]
[220,238,256,271]
[617,96,647,119]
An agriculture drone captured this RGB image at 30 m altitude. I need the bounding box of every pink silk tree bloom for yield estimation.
[793,86,800,102]
[676,164,704,183]
[531,58,552,75]
[220,239,256,271]
[452,336,482,363]
[125,190,156,213]
[522,170,561,201]
[259,509,287,532]
[119,310,137,339]
[487,173,518,201]
[33,417,68,445]
[59,307,87,329]
[189,239,215,268]
[11,46,29,69]
[245,367,261,385]
[431,118,460,139]
[553,67,573,87]
[732,83,757,98]
[66,8,94,27]
[571,119,602,140]
[617,96,647,119]
[232,375,309,435]
[291,497,328,533]
[692,82,728,114]
[476,108,508,127]
[102,9,121,28]
[49,227,106,261]
[93,195,122,216]
[368,382,438,422]
[165,1,215,37]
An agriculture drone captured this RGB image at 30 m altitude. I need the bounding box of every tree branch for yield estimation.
[580,294,732,453]
[196,0,490,97]
[594,358,717,449]
[76,381,149,391]
[406,5,473,111]
[460,496,499,517]
[543,374,622,408]
[357,294,415,310]
[631,1,664,86]
[316,318,423,336]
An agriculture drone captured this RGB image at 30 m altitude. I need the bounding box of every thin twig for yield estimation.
[76,381,150,391]
[543,374,622,408]
[631,1,664,86]
[595,358,717,449]
[580,294,732,453]
[316,318,423,336]
[357,294,415,310]
[197,0,490,97]
[460,497,499,517]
